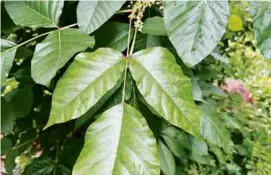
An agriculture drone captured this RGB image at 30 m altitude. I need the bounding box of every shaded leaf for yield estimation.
[44,48,125,128]
[189,137,214,165]
[160,125,190,158]
[95,21,131,52]
[200,103,231,151]
[73,103,160,175]
[23,156,71,175]
[141,16,167,36]
[1,138,12,156]
[4,87,33,118]
[250,1,271,59]
[1,98,14,134]
[5,149,19,175]
[134,33,162,52]
[31,28,95,86]
[164,1,229,67]
[158,140,176,175]
[4,0,64,28]
[129,47,200,137]
[77,0,125,34]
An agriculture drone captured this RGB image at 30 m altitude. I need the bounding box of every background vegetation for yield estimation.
[1,1,270,175]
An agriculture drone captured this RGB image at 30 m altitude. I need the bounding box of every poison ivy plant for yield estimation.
[1,1,270,175]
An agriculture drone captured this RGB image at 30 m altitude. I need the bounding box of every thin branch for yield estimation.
[129,28,138,56]
[12,136,38,150]
[122,59,129,103]
[53,141,60,175]
[126,19,132,57]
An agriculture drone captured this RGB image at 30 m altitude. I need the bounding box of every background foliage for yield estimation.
[1,0,271,175]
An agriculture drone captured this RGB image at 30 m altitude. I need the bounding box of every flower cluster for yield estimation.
[129,0,164,31]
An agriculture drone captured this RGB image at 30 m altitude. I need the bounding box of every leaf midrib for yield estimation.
[59,59,125,109]
[131,58,191,124]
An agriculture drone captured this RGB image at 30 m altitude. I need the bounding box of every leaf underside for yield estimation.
[164,1,229,67]
[250,1,271,59]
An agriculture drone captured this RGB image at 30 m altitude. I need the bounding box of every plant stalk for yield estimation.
[122,59,129,103]
[129,28,138,56]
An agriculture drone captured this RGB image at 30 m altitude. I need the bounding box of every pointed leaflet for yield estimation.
[4,0,64,28]
[250,1,271,59]
[1,39,17,83]
[31,28,95,86]
[73,103,160,175]
[164,1,229,67]
[77,0,125,34]
[158,140,176,175]
[44,48,125,128]
[129,47,200,137]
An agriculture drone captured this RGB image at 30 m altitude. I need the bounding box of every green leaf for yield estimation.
[134,33,162,52]
[164,1,229,67]
[189,137,214,165]
[4,0,64,28]
[73,103,160,175]
[1,39,17,84]
[95,21,130,52]
[23,156,71,175]
[158,140,176,175]
[1,98,14,134]
[4,87,33,118]
[31,28,95,86]
[191,75,204,102]
[141,17,167,36]
[1,138,12,156]
[250,1,271,59]
[160,125,190,158]
[200,103,231,151]
[77,0,125,34]
[5,149,19,175]
[1,87,33,134]
[44,48,126,128]
[129,47,200,137]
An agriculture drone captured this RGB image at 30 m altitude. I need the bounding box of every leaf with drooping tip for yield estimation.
[73,103,160,175]
[44,48,126,129]
[129,47,201,137]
